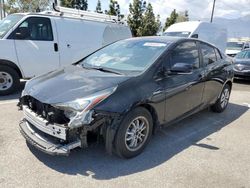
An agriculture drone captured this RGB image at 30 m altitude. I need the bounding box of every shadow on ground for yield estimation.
[233,79,250,85]
[0,81,25,101]
[28,103,248,180]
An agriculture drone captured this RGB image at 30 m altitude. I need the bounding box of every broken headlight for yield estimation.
[52,87,117,128]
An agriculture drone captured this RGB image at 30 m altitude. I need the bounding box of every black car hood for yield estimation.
[24,65,130,104]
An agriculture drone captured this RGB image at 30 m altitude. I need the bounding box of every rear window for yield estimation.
[200,43,217,65]
[215,48,222,60]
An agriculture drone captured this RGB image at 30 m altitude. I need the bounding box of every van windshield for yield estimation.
[227,42,244,50]
[163,31,191,37]
[80,39,169,74]
[0,14,24,39]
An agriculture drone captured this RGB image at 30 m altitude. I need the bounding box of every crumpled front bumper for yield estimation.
[19,120,81,156]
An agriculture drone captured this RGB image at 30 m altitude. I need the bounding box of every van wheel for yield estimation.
[114,107,153,158]
[0,65,20,95]
[211,84,231,113]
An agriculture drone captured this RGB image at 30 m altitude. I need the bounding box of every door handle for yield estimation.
[54,43,58,52]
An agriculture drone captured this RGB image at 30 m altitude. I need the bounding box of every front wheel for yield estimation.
[211,84,231,113]
[0,65,20,95]
[114,107,153,158]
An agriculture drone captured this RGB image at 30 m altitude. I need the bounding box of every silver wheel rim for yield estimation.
[0,71,13,91]
[220,88,230,109]
[125,116,149,152]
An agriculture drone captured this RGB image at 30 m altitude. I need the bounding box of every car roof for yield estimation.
[125,36,187,44]
[124,36,218,48]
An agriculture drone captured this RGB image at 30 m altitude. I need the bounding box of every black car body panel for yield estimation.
[19,37,234,156]
[24,65,131,104]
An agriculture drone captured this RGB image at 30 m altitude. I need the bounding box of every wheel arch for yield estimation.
[225,80,232,90]
[0,59,23,78]
[135,103,160,133]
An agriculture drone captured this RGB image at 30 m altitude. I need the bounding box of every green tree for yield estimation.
[61,0,88,10]
[107,0,120,16]
[138,3,161,36]
[163,9,178,31]
[127,0,146,36]
[176,10,189,22]
[95,0,102,13]
[5,0,50,13]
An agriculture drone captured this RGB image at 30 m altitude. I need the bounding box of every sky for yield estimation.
[88,0,250,21]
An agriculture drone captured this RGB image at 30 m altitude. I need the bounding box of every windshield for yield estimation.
[235,50,250,59]
[227,42,244,50]
[80,39,169,74]
[163,31,191,37]
[0,14,24,39]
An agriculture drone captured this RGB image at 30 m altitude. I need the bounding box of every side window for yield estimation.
[170,41,200,69]
[215,48,222,60]
[11,17,53,41]
[246,51,250,59]
[200,43,217,65]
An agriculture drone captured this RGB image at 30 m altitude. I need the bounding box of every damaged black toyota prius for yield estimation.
[19,37,234,158]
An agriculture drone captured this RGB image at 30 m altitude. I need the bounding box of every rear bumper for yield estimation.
[19,120,81,156]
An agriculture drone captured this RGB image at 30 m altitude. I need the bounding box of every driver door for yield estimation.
[164,41,205,123]
[9,17,60,78]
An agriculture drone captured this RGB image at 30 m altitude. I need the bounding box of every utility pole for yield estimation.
[0,0,3,20]
[210,0,216,23]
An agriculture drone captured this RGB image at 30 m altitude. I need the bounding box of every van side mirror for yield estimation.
[191,34,198,38]
[169,63,193,75]
[244,43,249,49]
[14,27,30,40]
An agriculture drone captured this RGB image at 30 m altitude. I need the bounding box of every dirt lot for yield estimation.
[0,80,250,188]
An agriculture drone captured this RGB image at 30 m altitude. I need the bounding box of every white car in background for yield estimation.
[226,41,249,57]
[0,6,132,95]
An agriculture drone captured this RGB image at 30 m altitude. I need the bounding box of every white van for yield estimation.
[0,6,132,95]
[226,38,250,57]
[163,21,227,53]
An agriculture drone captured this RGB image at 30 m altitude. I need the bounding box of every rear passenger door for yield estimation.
[199,42,225,105]
[164,41,205,122]
[9,17,60,78]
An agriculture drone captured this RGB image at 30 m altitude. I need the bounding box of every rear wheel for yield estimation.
[114,107,153,158]
[0,65,20,95]
[211,84,231,113]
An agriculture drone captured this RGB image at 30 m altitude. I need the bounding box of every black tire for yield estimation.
[114,107,153,158]
[0,65,20,95]
[211,84,231,113]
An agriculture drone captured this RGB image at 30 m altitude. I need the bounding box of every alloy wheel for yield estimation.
[125,116,149,152]
[220,88,230,109]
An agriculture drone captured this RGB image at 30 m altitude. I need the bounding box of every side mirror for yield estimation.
[191,34,198,38]
[14,27,30,40]
[169,63,193,75]
[244,44,249,49]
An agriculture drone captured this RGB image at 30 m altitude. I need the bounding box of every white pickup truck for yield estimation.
[0,6,132,95]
